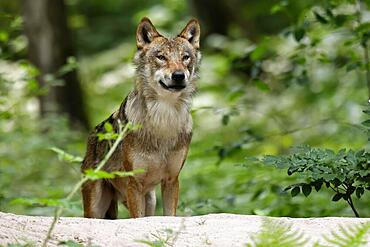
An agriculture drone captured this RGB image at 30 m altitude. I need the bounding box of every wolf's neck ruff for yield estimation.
[124,81,193,152]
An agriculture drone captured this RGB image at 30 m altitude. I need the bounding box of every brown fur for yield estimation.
[81,17,201,218]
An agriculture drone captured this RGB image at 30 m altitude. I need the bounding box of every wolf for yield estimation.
[81,17,201,218]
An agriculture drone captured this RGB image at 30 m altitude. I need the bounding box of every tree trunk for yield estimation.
[22,0,89,129]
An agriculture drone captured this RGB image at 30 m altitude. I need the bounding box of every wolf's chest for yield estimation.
[125,93,192,138]
[145,100,191,136]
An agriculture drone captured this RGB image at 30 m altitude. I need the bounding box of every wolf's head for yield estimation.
[134,17,201,99]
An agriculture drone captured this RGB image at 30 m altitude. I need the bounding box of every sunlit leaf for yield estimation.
[50,147,83,163]
[253,79,270,91]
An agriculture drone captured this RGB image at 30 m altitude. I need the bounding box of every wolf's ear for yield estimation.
[178,19,200,49]
[136,17,161,49]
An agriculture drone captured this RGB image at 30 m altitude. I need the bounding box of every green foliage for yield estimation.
[41,121,136,246]
[58,240,84,247]
[261,145,370,217]
[10,198,64,208]
[96,122,119,141]
[50,147,83,164]
[207,0,370,217]
[318,222,370,247]
[0,12,25,59]
[136,227,181,247]
[136,239,167,247]
[247,219,370,247]
[247,219,308,247]
[84,169,144,180]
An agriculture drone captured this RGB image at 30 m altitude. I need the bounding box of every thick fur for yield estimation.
[81,17,201,218]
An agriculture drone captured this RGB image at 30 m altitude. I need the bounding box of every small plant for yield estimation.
[6,121,144,247]
[246,218,308,247]
[136,219,185,247]
[261,145,370,217]
[247,219,370,247]
[318,222,370,247]
[39,121,145,247]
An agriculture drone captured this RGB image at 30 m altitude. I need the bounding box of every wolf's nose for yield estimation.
[172,71,185,82]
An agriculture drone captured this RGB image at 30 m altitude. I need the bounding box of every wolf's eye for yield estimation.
[156,55,166,61]
[183,55,190,61]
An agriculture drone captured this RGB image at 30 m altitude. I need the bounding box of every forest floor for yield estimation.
[0,212,369,246]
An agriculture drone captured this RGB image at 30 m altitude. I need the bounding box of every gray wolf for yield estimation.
[81,17,201,218]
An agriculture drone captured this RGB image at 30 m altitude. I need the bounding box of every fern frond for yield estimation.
[322,222,370,247]
[246,218,309,247]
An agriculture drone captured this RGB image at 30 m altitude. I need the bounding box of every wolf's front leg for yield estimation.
[126,177,145,218]
[161,177,179,216]
[145,190,156,216]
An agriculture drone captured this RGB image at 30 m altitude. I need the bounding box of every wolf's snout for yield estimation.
[171,71,185,83]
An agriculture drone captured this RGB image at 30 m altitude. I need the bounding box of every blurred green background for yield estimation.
[0,0,369,218]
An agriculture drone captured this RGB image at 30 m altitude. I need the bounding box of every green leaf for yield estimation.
[361,119,370,127]
[84,169,144,181]
[253,79,270,91]
[362,110,370,115]
[313,11,328,24]
[346,62,360,72]
[96,132,119,141]
[270,1,289,14]
[84,170,115,180]
[0,31,9,42]
[104,122,113,132]
[58,240,83,247]
[334,14,349,26]
[227,89,245,102]
[294,28,305,42]
[270,4,284,14]
[356,187,364,199]
[284,185,293,191]
[355,22,370,34]
[325,8,334,19]
[250,44,269,61]
[49,147,83,163]
[56,56,79,76]
[246,219,308,247]
[111,169,145,177]
[291,186,300,197]
[302,184,312,197]
[321,223,370,247]
[222,114,230,125]
[11,198,64,207]
[313,181,323,192]
[332,193,343,202]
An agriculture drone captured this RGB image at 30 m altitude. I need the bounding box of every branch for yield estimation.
[347,195,360,218]
[42,121,131,247]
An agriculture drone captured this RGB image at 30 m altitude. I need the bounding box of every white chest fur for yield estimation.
[125,91,192,148]
[146,99,191,136]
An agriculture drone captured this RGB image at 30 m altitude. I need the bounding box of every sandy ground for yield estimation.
[0,212,369,246]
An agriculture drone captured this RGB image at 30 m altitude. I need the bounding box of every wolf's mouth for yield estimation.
[159,80,186,92]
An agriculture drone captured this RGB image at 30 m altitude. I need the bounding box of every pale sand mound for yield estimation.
[0,212,369,246]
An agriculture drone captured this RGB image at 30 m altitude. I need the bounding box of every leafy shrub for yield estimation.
[261,145,370,217]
